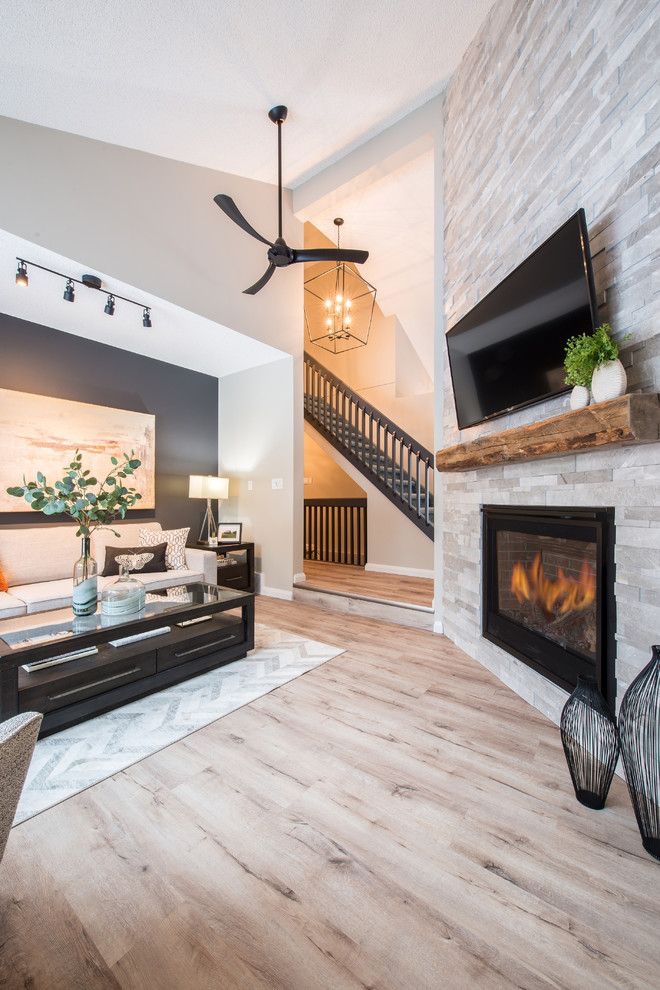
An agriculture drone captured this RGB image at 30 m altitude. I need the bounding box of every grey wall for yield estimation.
[438,0,660,722]
[0,312,218,535]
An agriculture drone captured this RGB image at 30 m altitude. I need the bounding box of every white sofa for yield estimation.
[0,521,217,619]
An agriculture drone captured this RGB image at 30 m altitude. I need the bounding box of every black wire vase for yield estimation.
[560,674,619,810]
[618,645,660,861]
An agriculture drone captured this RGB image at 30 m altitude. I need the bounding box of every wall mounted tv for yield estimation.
[446,209,599,430]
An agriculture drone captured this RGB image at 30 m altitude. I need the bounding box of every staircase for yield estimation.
[304,353,433,538]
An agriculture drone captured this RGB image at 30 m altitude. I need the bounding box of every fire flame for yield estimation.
[510,552,596,620]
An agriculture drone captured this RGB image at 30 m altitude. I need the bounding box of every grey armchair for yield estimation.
[0,712,42,865]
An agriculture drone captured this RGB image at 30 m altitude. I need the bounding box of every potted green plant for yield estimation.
[564,323,629,408]
[7,449,142,615]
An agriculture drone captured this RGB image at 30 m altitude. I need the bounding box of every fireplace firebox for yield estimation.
[482,505,616,708]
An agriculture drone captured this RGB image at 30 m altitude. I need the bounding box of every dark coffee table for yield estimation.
[0,582,254,736]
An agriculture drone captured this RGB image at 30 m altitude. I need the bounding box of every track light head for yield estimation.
[104,293,115,316]
[63,279,75,303]
[16,260,28,287]
[142,307,152,328]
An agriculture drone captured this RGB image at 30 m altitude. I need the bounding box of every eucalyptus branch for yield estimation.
[7,449,142,537]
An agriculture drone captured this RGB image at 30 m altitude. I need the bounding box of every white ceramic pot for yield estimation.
[569,385,591,410]
[591,358,627,403]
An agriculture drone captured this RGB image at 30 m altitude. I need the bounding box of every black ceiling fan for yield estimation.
[213,106,369,295]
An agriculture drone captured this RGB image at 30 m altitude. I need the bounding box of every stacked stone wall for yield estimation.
[441,0,660,720]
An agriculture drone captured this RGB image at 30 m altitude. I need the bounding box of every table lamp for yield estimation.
[189,475,229,546]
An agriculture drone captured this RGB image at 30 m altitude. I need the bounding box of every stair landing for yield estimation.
[293,562,435,630]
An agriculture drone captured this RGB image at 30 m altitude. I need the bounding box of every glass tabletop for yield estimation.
[0,582,248,651]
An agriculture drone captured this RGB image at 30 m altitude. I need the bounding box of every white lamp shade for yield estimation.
[189,475,229,499]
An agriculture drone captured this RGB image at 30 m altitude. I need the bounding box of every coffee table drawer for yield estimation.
[19,649,157,714]
[158,615,245,671]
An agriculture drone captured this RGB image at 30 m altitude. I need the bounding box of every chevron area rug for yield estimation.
[14,624,343,824]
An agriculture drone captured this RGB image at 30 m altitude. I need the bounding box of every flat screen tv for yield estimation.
[446,209,599,430]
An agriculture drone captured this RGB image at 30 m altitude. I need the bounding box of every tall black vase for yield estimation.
[618,645,660,861]
[560,674,619,810]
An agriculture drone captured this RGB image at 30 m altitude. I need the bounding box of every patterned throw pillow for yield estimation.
[102,542,168,577]
[0,566,7,592]
[140,527,190,570]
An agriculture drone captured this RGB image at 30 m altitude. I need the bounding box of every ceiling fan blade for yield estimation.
[214,194,273,247]
[243,263,276,295]
[292,248,369,265]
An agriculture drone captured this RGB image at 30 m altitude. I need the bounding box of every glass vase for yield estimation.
[618,645,660,861]
[73,535,98,616]
[101,563,146,616]
[560,674,619,810]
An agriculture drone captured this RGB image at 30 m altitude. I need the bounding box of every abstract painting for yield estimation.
[0,388,155,512]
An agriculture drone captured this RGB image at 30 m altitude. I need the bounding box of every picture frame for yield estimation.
[218,522,243,544]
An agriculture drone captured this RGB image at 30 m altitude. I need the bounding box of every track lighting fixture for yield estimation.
[13,257,153,326]
[16,260,28,287]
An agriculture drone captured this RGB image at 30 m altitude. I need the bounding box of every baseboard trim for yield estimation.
[260,586,294,601]
[365,563,434,580]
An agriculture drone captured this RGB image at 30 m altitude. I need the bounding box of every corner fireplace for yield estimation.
[482,505,616,708]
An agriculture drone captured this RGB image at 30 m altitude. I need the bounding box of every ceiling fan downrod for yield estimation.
[268,105,288,239]
[212,104,369,295]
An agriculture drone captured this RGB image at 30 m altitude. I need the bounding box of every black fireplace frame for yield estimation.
[482,505,616,708]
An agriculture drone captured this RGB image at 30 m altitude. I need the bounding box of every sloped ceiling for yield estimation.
[1,0,494,185]
[0,0,496,368]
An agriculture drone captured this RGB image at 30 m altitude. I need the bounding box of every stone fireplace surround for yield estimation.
[438,400,660,726]
[439,0,659,729]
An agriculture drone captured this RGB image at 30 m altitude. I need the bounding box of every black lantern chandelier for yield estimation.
[304,219,376,355]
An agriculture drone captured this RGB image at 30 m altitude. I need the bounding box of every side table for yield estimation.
[199,542,255,593]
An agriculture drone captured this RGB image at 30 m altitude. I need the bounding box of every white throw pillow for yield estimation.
[140,527,190,570]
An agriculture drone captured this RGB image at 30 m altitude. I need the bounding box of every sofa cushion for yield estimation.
[12,579,76,614]
[140,527,189,570]
[0,591,27,619]
[101,542,168,577]
[0,521,165,588]
[91,521,162,562]
[0,526,82,586]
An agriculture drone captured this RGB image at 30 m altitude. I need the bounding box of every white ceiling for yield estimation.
[0,0,495,373]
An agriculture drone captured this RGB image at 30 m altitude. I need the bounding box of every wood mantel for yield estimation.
[436,393,660,472]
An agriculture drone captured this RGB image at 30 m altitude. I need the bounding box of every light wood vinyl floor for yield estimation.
[298,560,434,608]
[1,597,658,989]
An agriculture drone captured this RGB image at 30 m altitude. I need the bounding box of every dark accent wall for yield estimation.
[0,312,218,535]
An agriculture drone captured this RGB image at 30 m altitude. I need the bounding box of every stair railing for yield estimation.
[304,498,367,565]
[304,352,433,537]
